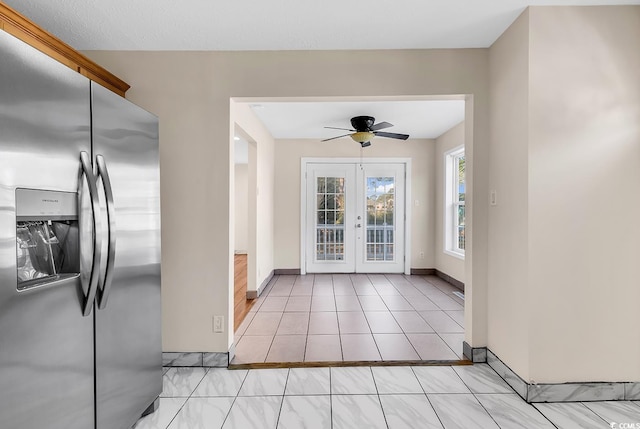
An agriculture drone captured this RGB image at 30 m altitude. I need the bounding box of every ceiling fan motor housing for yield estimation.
[350,116,376,131]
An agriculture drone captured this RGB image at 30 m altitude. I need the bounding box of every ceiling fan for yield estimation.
[321,116,410,147]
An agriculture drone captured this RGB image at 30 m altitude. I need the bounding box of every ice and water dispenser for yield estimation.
[15,189,80,290]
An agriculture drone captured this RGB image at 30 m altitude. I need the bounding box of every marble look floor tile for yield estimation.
[340,334,382,361]
[192,369,248,397]
[222,396,282,429]
[278,395,331,429]
[332,395,387,429]
[583,401,640,427]
[265,335,306,362]
[392,311,434,333]
[231,335,273,364]
[331,367,377,394]
[381,295,414,310]
[534,402,608,429]
[368,274,392,285]
[412,366,470,393]
[161,367,207,398]
[439,333,465,358]
[335,295,362,311]
[239,369,289,396]
[372,366,423,394]
[259,296,289,311]
[407,295,441,311]
[476,394,555,429]
[284,296,311,312]
[244,312,283,336]
[304,335,343,361]
[133,397,187,429]
[358,295,389,311]
[373,334,420,360]
[418,311,464,333]
[429,394,500,429]
[163,352,203,367]
[453,364,514,394]
[285,367,331,395]
[308,312,339,334]
[311,295,337,311]
[337,311,370,334]
[445,310,465,326]
[276,313,309,335]
[379,394,443,429]
[365,312,403,334]
[167,397,234,429]
[406,334,459,360]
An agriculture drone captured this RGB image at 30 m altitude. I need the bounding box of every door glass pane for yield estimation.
[365,176,395,261]
[316,176,345,262]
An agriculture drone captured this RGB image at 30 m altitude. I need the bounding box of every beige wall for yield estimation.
[488,9,531,382]
[273,138,436,270]
[527,6,640,383]
[234,164,248,253]
[435,122,466,282]
[85,49,490,353]
[488,6,640,384]
[231,102,276,298]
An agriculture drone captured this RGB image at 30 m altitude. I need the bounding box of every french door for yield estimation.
[304,161,406,273]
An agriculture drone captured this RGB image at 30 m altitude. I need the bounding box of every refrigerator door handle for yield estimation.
[80,151,102,317]
[96,154,116,310]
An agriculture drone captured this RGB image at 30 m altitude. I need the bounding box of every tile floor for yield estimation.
[233,274,465,364]
[133,364,640,429]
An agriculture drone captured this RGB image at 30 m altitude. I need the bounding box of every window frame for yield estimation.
[444,146,465,259]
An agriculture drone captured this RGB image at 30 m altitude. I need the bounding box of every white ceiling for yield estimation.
[5,0,639,51]
[246,100,465,140]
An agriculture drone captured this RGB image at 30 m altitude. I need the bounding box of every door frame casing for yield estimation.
[300,157,412,275]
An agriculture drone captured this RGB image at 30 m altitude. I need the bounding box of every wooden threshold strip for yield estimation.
[228,359,472,370]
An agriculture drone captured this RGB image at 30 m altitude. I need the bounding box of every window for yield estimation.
[445,147,465,258]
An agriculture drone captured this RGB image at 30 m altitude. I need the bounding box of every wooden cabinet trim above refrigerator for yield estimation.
[0,2,130,97]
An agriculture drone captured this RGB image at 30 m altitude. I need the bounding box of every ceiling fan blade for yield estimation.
[324,126,355,132]
[370,121,393,131]
[375,131,410,140]
[321,133,352,142]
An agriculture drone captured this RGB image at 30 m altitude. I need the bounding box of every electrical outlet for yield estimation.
[213,316,224,333]
[419,251,425,259]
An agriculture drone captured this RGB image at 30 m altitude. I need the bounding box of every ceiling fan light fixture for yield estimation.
[351,131,374,143]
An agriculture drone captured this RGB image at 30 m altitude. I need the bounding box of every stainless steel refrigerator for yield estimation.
[0,29,162,429]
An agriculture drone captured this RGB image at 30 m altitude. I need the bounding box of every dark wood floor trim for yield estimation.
[228,359,472,370]
[410,268,436,275]
[434,270,465,291]
[274,268,301,275]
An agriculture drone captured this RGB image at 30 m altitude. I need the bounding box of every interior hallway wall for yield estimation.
[85,48,490,355]
[435,121,466,283]
[488,9,531,382]
[488,5,640,384]
[234,163,248,253]
[527,5,640,383]
[273,138,436,271]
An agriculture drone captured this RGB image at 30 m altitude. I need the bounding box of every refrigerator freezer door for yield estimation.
[0,32,95,429]
[91,82,162,429]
